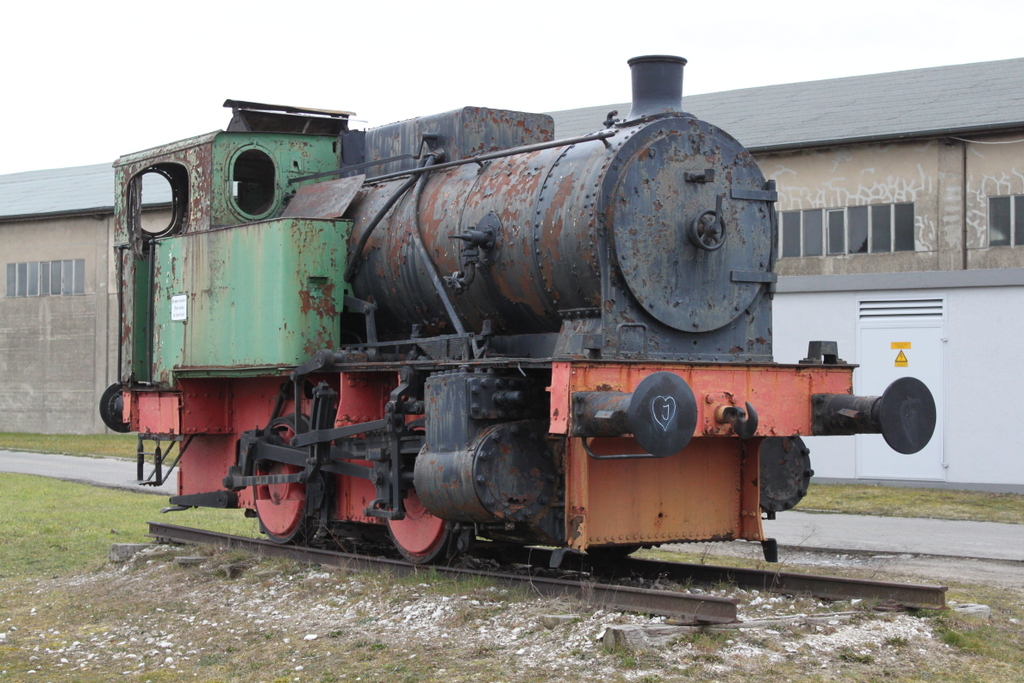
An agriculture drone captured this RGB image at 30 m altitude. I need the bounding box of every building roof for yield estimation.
[0,163,115,220]
[0,162,176,221]
[3,58,1023,220]
[550,57,1024,149]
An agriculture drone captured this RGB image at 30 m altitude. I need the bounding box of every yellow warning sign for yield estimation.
[895,350,909,367]
[891,342,912,349]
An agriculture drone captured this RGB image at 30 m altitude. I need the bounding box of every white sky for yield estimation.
[1,0,1021,176]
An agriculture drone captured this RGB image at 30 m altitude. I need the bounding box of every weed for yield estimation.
[601,642,638,668]
[691,652,724,664]
[836,646,875,663]
[674,629,729,649]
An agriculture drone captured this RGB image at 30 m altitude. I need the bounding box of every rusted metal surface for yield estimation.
[347,131,617,340]
[147,523,739,623]
[622,557,947,611]
[115,131,343,388]
[148,218,350,384]
[605,121,772,334]
[498,545,947,611]
[573,436,758,547]
[559,362,853,550]
[363,107,554,179]
[132,391,182,435]
[282,175,365,219]
[330,372,394,526]
[345,92,776,362]
[560,363,854,441]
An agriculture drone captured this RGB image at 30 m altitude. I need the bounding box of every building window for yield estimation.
[989,195,1024,246]
[5,259,85,298]
[780,203,915,257]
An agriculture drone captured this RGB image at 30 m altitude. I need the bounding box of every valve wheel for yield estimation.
[688,209,726,251]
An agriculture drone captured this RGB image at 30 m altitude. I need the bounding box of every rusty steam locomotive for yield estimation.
[101,56,935,563]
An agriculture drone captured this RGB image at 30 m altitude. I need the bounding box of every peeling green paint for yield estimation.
[149,218,351,384]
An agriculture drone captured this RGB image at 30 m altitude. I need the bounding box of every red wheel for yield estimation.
[254,416,314,544]
[388,490,452,563]
[254,462,311,543]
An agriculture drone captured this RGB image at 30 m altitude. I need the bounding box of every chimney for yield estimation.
[625,55,687,121]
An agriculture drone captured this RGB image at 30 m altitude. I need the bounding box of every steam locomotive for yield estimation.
[101,56,935,564]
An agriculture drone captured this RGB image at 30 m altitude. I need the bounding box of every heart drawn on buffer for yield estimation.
[651,395,677,432]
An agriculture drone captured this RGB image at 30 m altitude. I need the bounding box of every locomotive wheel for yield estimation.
[254,462,314,544]
[254,415,316,544]
[387,490,452,564]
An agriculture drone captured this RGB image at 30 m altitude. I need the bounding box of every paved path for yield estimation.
[1,449,177,496]
[3,449,1022,562]
[762,510,1024,562]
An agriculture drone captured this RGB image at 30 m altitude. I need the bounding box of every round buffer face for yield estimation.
[878,376,937,455]
[627,372,698,457]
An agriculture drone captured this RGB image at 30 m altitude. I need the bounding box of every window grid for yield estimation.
[5,259,85,298]
[988,195,1024,247]
[780,203,915,257]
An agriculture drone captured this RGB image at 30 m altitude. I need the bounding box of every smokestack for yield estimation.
[625,55,687,121]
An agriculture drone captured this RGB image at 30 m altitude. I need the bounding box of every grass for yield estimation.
[0,473,258,579]
[798,483,1024,524]
[0,431,137,459]
[2,476,1024,682]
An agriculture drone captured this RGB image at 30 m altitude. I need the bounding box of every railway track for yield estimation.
[147,523,947,625]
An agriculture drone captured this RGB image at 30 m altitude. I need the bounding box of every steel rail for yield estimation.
[625,558,947,610]
[483,546,948,611]
[147,523,738,624]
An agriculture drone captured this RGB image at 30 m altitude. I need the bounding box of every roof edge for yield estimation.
[748,121,1024,154]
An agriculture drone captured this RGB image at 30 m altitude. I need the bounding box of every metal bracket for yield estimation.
[581,437,667,460]
[344,296,378,345]
[137,434,192,486]
[716,402,759,439]
[731,187,779,202]
[684,168,715,183]
[730,270,778,284]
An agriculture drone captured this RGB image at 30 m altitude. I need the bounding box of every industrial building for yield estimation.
[3,57,1022,489]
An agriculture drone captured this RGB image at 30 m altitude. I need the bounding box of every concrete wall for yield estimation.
[764,132,1024,276]
[967,132,1024,265]
[0,207,172,434]
[0,213,117,433]
[774,272,1024,490]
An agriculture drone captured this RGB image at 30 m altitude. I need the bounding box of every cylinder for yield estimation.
[413,420,559,533]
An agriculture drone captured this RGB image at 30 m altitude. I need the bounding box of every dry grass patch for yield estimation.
[798,483,1024,524]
